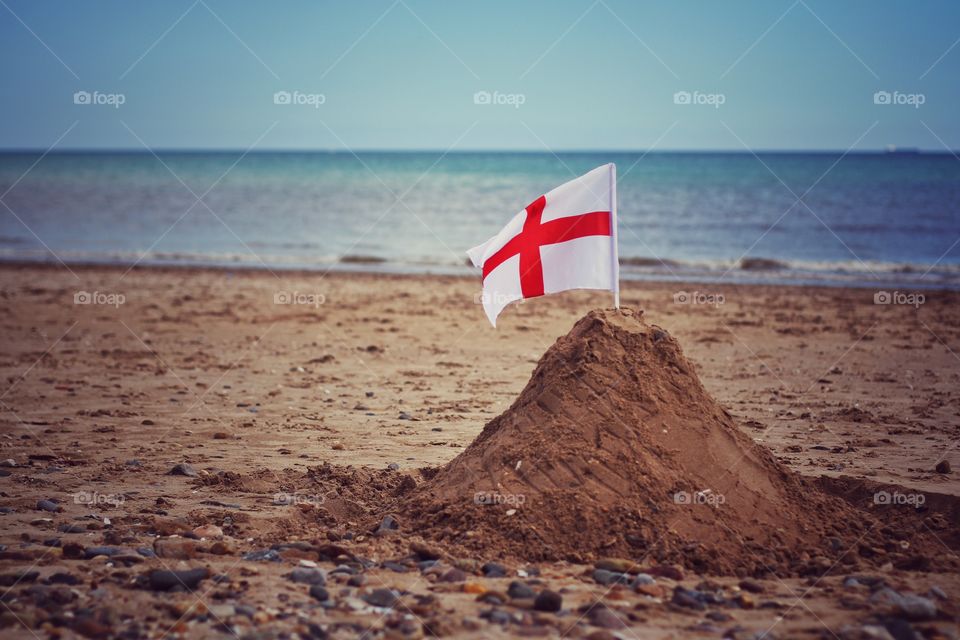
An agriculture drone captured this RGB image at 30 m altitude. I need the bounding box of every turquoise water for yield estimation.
[1,151,958,288]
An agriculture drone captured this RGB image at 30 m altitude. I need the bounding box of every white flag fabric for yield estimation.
[468,163,618,326]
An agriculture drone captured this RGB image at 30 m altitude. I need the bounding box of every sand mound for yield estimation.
[401,308,877,575]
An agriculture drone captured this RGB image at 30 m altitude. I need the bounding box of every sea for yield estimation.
[1,150,958,290]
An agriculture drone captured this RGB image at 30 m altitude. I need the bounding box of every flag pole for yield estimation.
[610,163,620,309]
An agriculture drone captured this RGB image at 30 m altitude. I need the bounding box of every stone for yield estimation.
[376,515,399,535]
[935,460,951,474]
[592,569,630,586]
[147,568,209,591]
[362,588,399,608]
[671,586,707,610]
[533,589,562,613]
[508,581,536,599]
[192,524,223,539]
[309,585,330,601]
[482,562,507,577]
[83,546,123,559]
[589,607,627,629]
[648,564,684,581]
[409,541,442,561]
[739,579,765,593]
[154,538,197,560]
[36,499,61,513]
[168,463,198,477]
[871,588,937,621]
[287,568,326,585]
[439,568,467,583]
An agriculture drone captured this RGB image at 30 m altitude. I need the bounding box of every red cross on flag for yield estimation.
[468,163,619,326]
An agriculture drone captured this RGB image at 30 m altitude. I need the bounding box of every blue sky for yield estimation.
[1,0,958,151]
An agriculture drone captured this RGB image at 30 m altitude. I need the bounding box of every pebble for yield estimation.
[739,579,765,593]
[347,574,366,587]
[589,607,627,629]
[192,524,223,539]
[287,568,326,585]
[592,569,631,586]
[0,459,15,467]
[309,585,330,601]
[439,568,467,583]
[362,588,399,608]
[631,573,655,587]
[376,515,399,535]
[387,462,400,471]
[83,546,123,559]
[482,562,507,577]
[168,463,198,477]
[533,589,562,613]
[36,499,61,513]
[871,588,937,621]
[507,581,536,599]
[147,568,209,591]
[243,549,281,562]
[935,460,951,474]
[154,538,197,560]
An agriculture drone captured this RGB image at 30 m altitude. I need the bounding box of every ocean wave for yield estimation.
[1,247,958,289]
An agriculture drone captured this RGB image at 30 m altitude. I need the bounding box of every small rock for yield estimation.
[482,562,507,577]
[168,463,197,477]
[533,589,562,613]
[739,579,765,593]
[309,585,330,601]
[147,568,209,591]
[507,581,536,599]
[192,524,223,539]
[154,538,197,560]
[592,569,630,586]
[439,568,467,583]
[410,541,442,561]
[362,588,399,608]
[589,607,627,629]
[376,514,399,535]
[595,558,641,573]
[287,568,326,585]
[935,460,951,474]
[648,564,684,581]
[36,499,61,513]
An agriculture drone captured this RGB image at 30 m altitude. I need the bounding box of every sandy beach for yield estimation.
[0,263,957,638]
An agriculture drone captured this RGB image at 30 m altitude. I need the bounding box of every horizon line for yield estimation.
[0,147,947,155]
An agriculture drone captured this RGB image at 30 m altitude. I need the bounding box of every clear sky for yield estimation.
[1,0,958,151]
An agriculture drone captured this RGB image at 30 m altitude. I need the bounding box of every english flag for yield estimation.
[468,164,620,326]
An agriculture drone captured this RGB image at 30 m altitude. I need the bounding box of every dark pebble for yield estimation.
[147,568,209,591]
[167,463,197,477]
[738,579,765,593]
[482,562,507,578]
[288,568,326,585]
[309,585,330,601]
[362,588,399,608]
[507,581,536,599]
[935,460,951,474]
[243,549,281,562]
[533,589,562,613]
[36,499,61,513]
[440,568,467,583]
[375,515,399,535]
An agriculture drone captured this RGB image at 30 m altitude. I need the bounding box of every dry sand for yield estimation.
[0,263,958,639]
